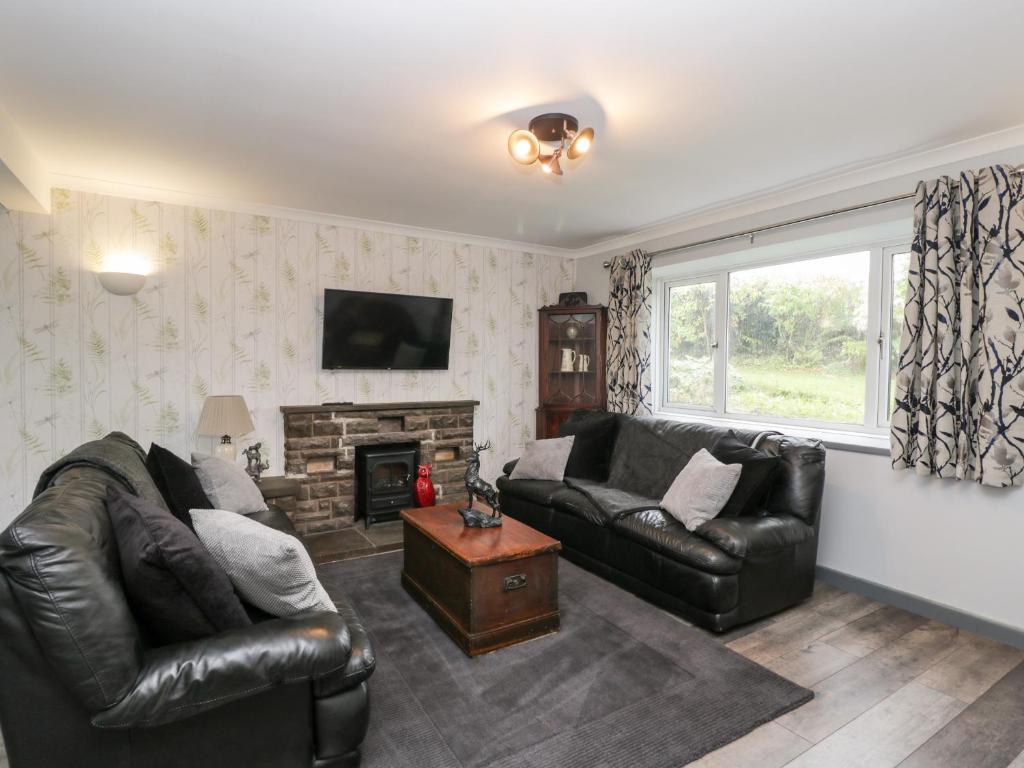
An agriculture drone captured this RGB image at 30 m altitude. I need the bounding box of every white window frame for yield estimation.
[653,235,911,451]
[877,245,912,428]
[658,274,723,412]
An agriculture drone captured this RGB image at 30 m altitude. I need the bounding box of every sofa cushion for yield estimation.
[610,509,743,575]
[191,453,268,515]
[496,477,567,507]
[146,442,214,531]
[559,411,619,481]
[105,485,252,644]
[709,431,782,517]
[605,417,702,498]
[660,448,741,532]
[549,486,609,527]
[191,509,336,616]
[509,436,575,481]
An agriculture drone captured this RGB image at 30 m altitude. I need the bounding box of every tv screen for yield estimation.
[321,289,454,370]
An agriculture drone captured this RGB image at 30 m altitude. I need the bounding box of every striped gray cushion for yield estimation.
[191,453,268,515]
[190,508,336,616]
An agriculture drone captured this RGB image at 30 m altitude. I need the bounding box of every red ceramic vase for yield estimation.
[414,464,436,507]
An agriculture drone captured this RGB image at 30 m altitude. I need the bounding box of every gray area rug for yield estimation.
[319,552,812,768]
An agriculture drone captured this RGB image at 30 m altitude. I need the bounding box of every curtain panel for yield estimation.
[607,249,653,415]
[891,165,1024,487]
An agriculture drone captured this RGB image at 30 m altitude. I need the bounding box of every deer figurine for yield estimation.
[458,440,502,528]
[243,442,270,483]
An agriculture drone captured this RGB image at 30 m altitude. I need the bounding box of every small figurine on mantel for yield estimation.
[458,441,502,528]
[415,464,436,507]
[243,442,270,483]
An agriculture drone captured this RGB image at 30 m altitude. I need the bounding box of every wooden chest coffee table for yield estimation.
[401,504,561,656]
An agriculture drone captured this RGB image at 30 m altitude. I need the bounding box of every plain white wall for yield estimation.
[822,450,1023,630]
[575,145,1024,631]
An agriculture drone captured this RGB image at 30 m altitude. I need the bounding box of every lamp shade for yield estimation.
[197,395,255,438]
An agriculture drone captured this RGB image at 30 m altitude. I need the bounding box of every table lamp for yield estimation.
[197,395,255,461]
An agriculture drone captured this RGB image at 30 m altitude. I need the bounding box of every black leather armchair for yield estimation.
[0,457,372,767]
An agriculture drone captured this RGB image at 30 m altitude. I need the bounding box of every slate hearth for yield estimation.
[281,400,477,534]
[307,520,405,565]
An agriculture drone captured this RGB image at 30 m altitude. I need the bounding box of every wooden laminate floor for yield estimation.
[689,580,1024,768]
[0,579,1019,768]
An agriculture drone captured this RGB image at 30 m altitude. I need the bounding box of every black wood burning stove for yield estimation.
[355,442,419,528]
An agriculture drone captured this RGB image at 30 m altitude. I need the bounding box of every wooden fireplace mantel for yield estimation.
[280,400,479,415]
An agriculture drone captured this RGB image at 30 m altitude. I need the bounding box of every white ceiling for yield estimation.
[1,1,1023,250]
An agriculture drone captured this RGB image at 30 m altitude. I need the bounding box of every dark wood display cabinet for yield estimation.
[536,304,608,438]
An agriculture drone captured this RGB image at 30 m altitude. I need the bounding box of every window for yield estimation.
[657,240,912,439]
[886,250,912,411]
[728,253,870,424]
[666,280,716,408]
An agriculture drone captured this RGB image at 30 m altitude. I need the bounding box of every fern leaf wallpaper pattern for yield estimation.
[0,189,575,523]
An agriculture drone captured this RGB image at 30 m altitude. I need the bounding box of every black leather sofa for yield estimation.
[0,435,374,768]
[497,413,826,633]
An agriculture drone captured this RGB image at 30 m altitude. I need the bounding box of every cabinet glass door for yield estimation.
[544,312,600,406]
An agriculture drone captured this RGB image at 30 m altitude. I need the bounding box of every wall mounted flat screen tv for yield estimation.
[321,289,454,370]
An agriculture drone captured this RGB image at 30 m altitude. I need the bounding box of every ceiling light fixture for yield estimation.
[507,113,594,176]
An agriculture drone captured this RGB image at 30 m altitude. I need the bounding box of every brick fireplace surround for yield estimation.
[281,400,478,534]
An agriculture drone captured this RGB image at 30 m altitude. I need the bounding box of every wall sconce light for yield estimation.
[98,250,149,295]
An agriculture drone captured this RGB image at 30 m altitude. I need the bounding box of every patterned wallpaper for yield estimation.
[0,189,575,524]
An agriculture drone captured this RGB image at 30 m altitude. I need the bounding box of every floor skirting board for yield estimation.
[815,565,1024,651]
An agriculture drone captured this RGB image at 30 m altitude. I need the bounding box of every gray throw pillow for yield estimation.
[509,436,575,481]
[190,508,336,616]
[191,452,268,515]
[660,449,742,532]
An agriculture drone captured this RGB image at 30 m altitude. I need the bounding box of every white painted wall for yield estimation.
[822,450,1022,630]
[575,145,1024,631]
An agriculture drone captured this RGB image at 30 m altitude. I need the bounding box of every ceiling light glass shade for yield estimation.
[567,127,595,159]
[507,129,540,164]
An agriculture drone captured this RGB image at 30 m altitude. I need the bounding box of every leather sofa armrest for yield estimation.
[696,514,813,559]
[502,458,519,476]
[248,503,298,535]
[318,598,375,695]
[91,613,352,729]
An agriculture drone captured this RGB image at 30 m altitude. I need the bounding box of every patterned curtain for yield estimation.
[891,165,1024,487]
[607,249,653,415]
